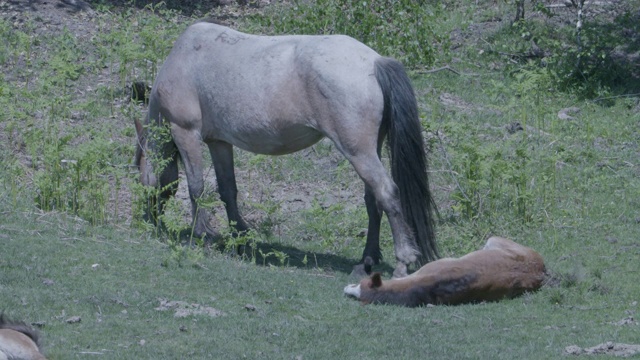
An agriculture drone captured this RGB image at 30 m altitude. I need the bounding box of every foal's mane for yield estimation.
[0,312,41,347]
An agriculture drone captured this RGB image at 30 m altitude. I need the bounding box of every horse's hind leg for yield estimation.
[171,126,218,238]
[348,153,418,278]
[358,136,385,275]
[361,184,382,266]
[349,184,382,277]
[207,140,249,232]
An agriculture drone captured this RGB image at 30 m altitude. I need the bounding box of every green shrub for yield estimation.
[253,0,444,68]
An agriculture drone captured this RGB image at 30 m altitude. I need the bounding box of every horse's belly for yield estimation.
[213,123,324,155]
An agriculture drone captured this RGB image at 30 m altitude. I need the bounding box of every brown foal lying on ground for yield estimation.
[0,313,47,360]
[344,237,546,307]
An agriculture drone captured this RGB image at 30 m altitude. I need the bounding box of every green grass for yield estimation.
[2,193,638,359]
[1,1,639,359]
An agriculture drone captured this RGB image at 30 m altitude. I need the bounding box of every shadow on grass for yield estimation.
[85,0,237,16]
[7,0,244,17]
[250,241,395,276]
[171,228,394,276]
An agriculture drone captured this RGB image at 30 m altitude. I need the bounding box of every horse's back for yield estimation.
[162,22,381,89]
[154,22,385,154]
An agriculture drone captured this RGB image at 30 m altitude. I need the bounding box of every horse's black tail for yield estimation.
[374,57,439,263]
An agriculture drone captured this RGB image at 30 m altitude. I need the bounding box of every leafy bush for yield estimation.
[253,0,445,68]
[496,2,639,97]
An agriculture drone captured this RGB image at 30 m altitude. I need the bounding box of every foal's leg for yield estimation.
[171,126,218,238]
[207,140,249,232]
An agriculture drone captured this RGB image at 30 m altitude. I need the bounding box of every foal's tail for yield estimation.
[374,57,439,262]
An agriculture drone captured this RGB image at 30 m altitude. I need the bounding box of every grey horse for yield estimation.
[135,22,438,277]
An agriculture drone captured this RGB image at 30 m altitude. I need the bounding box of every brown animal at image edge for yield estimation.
[0,313,47,360]
[344,237,546,307]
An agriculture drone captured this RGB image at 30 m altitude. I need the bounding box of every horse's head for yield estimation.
[134,119,158,188]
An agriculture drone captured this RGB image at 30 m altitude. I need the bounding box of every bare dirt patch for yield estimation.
[565,342,640,357]
[154,299,225,318]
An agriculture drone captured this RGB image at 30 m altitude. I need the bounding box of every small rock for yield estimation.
[558,107,581,120]
[612,317,637,326]
[506,122,524,134]
[65,316,81,324]
[244,304,257,311]
[565,345,582,355]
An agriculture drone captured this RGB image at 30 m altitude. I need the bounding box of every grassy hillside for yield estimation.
[1,0,639,358]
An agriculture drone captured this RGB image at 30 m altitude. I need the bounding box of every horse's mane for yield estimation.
[0,312,41,348]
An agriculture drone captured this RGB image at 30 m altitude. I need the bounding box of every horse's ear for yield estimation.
[371,273,383,288]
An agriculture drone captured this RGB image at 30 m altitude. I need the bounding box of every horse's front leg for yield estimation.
[207,140,249,233]
[136,120,179,226]
[153,153,179,224]
[172,127,218,239]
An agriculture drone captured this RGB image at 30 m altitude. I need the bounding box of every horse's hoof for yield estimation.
[395,244,419,265]
[350,264,369,279]
[363,256,375,274]
[392,263,408,278]
[236,243,253,258]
